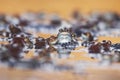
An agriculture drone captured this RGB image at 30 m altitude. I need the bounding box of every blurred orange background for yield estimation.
[0,0,120,17]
